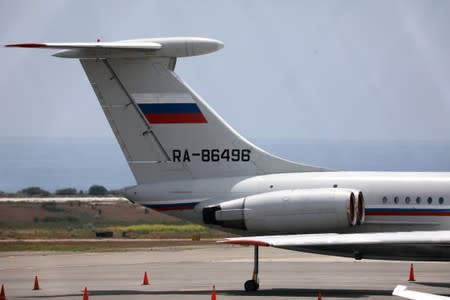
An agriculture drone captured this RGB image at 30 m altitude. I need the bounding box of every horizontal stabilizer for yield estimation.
[5,37,224,58]
[5,41,162,50]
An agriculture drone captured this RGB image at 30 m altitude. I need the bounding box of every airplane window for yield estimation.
[439,197,444,204]
[382,196,388,204]
[394,196,399,204]
[427,197,432,204]
[416,197,421,204]
[405,197,410,204]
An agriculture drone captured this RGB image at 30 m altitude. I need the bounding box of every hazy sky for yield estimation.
[1,1,450,142]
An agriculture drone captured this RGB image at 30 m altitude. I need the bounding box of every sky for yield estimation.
[1,0,450,142]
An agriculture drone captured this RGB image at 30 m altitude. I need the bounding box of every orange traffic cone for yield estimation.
[211,284,217,300]
[33,275,40,290]
[0,284,5,300]
[317,291,322,300]
[142,272,149,285]
[408,264,416,281]
[83,287,89,300]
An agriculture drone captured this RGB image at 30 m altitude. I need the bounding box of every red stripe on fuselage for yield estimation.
[366,211,450,216]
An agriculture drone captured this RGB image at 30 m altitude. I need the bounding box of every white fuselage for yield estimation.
[125,171,450,234]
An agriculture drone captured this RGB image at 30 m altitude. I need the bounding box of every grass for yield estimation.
[0,201,234,250]
[40,202,66,212]
[112,224,208,234]
[0,220,228,251]
[0,219,97,239]
[0,220,230,240]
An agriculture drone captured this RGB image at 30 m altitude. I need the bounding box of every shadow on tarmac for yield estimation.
[416,281,450,289]
[19,288,396,298]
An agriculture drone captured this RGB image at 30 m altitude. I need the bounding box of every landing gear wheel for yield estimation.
[244,245,260,292]
[244,279,259,291]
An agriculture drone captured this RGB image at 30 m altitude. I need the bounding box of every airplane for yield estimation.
[6,37,450,292]
[393,285,449,300]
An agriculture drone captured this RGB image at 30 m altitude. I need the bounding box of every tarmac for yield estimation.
[0,244,449,300]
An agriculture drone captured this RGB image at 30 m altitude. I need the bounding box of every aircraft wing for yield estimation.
[222,230,450,247]
[393,285,449,300]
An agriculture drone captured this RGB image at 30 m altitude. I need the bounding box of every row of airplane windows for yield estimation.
[382,196,445,205]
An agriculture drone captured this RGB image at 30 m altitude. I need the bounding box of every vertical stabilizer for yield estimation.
[7,37,327,183]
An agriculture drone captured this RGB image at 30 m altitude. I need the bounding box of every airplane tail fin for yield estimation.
[7,37,327,183]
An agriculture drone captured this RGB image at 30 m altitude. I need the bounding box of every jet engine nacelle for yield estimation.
[203,188,365,234]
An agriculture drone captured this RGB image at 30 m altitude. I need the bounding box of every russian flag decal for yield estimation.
[138,103,207,124]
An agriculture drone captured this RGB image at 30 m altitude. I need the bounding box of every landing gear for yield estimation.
[244,245,260,291]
